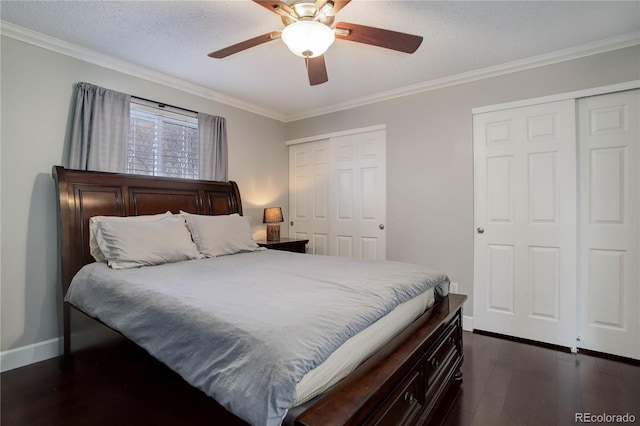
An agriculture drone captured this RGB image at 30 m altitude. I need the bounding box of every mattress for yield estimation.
[294,286,434,405]
[66,250,449,425]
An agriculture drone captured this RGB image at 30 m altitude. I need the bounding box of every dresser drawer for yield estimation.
[367,367,423,426]
[424,317,460,404]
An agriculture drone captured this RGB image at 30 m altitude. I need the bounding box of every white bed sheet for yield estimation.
[294,287,435,405]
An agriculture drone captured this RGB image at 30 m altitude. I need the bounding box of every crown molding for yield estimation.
[285,32,640,122]
[2,20,638,123]
[472,80,640,114]
[0,21,288,122]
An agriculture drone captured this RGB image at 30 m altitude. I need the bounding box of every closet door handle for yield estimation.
[379,224,385,230]
[477,227,485,234]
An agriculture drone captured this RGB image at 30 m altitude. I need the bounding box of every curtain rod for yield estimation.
[131,95,198,115]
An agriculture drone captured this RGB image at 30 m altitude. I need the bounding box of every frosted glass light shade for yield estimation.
[281,20,335,58]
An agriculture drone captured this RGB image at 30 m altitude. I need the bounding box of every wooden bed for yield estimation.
[53,165,466,426]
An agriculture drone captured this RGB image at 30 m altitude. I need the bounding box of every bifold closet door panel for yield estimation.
[288,139,331,255]
[329,130,387,260]
[473,99,578,349]
[578,89,640,360]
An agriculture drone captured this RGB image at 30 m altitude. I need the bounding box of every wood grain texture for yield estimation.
[252,0,295,17]
[441,333,640,425]
[334,22,423,54]
[208,31,281,58]
[305,55,329,85]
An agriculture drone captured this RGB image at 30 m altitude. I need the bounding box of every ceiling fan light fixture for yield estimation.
[281,20,335,58]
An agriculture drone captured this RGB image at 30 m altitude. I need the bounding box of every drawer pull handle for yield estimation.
[431,359,440,368]
[404,392,415,403]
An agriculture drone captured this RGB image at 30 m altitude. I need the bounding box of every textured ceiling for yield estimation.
[2,1,639,121]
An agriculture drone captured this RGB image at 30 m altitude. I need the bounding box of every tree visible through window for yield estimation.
[127,103,199,179]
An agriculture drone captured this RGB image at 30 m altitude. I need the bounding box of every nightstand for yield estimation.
[255,237,309,253]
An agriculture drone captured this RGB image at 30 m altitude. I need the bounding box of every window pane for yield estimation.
[127,106,199,179]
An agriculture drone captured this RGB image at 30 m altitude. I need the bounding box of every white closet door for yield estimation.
[288,139,330,254]
[289,129,387,259]
[473,100,577,348]
[578,89,640,360]
[330,130,387,259]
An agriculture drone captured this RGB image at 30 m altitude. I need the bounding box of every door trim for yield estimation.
[285,124,386,146]
[472,80,639,115]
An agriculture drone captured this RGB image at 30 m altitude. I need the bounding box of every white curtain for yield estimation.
[67,82,130,171]
[198,113,228,181]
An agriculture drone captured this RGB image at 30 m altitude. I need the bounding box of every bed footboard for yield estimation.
[293,294,466,426]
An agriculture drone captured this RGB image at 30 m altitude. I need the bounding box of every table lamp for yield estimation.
[263,207,283,241]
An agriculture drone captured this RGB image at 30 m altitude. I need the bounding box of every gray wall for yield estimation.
[284,46,640,316]
[2,31,638,356]
[0,36,288,352]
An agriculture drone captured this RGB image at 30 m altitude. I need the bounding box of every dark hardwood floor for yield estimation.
[443,332,640,426]
[2,332,639,425]
[1,338,249,426]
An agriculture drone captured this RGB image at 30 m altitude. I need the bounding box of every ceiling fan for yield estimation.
[208,0,423,86]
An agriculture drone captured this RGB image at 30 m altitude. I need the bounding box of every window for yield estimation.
[127,102,199,179]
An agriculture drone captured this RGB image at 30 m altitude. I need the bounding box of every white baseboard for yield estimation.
[463,315,474,332]
[0,337,61,373]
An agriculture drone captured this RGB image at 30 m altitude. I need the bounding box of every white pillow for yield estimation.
[89,212,172,261]
[95,215,201,269]
[180,212,260,257]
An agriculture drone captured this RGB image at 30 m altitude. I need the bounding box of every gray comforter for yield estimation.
[66,250,449,425]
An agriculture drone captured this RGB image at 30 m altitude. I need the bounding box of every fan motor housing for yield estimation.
[280,1,335,26]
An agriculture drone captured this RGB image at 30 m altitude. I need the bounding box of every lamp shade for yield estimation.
[281,20,335,58]
[263,207,283,224]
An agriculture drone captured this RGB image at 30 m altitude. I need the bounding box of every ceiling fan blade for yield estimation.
[208,31,281,59]
[305,55,329,86]
[334,22,423,54]
[330,0,352,14]
[314,0,352,15]
[252,0,296,17]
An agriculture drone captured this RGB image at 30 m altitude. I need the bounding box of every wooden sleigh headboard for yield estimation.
[52,166,243,296]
